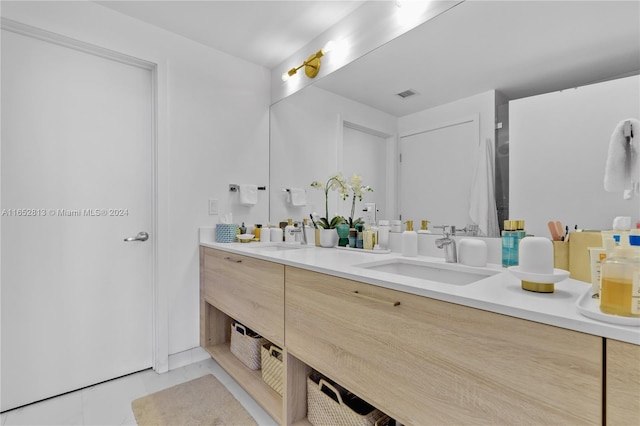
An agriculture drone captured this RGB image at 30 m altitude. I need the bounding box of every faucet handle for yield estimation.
[434,225,455,236]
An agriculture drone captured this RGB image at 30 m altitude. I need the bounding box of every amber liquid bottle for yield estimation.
[600,235,640,317]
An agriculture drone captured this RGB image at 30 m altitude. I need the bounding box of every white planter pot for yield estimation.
[319,228,338,248]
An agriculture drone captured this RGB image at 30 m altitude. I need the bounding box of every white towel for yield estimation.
[239,184,258,206]
[289,188,307,206]
[604,118,639,199]
[469,138,500,237]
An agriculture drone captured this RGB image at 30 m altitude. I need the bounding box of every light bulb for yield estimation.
[322,40,335,54]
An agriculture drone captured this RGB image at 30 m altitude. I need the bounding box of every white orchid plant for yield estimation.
[343,174,373,228]
[310,173,373,229]
[310,173,348,229]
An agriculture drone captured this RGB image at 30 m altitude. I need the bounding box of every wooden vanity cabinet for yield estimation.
[201,246,284,346]
[285,266,602,425]
[606,339,640,425]
[200,247,285,423]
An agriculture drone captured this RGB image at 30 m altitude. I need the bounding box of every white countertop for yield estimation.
[200,235,640,345]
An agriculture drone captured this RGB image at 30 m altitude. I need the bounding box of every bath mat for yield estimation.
[131,374,257,426]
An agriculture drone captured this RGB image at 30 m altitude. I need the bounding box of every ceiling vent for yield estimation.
[396,89,418,99]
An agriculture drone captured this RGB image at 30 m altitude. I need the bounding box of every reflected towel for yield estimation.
[289,188,307,206]
[239,184,258,206]
[604,118,639,199]
[469,138,500,237]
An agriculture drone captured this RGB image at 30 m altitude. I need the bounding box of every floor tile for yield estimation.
[2,356,277,425]
[2,390,84,426]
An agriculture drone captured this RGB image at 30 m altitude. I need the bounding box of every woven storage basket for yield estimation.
[261,343,283,395]
[230,321,267,370]
[307,372,388,426]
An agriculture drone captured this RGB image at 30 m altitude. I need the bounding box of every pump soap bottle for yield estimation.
[502,220,519,267]
[402,220,418,257]
[418,220,431,234]
[284,219,296,243]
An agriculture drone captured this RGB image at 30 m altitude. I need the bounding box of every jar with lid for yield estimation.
[599,232,640,317]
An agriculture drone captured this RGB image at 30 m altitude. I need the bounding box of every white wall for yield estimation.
[271,0,462,104]
[269,85,396,224]
[1,1,270,361]
[510,75,640,238]
[399,90,496,145]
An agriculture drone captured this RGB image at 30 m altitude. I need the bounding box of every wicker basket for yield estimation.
[229,321,267,370]
[261,343,283,395]
[307,372,388,426]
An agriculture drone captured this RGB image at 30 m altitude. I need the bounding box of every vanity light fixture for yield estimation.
[282,40,336,82]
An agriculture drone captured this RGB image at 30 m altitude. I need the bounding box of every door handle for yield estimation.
[124,231,149,242]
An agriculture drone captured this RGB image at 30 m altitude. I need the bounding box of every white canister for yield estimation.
[458,239,488,267]
[378,220,390,249]
[260,226,271,242]
[390,220,402,233]
[519,237,554,274]
[270,227,283,242]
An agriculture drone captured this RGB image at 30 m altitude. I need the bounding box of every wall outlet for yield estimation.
[208,199,219,215]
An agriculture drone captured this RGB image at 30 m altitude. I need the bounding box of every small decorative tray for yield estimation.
[576,288,640,327]
[236,234,256,243]
[333,246,391,254]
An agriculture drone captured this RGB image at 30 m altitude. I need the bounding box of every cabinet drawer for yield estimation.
[285,266,602,425]
[202,247,284,346]
[607,339,640,425]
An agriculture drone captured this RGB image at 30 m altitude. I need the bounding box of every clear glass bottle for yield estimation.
[356,223,364,249]
[363,225,374,250]
[600,233,640,317]
[502,220,519,267]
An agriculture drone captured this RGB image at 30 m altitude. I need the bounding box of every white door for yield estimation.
[1,26,154,411]
[399,119,477,228]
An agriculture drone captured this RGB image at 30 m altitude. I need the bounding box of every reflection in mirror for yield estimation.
[269,86,396,226]
[270,1,640,236]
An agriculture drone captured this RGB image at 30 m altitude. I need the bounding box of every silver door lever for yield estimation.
[124,231,149,242]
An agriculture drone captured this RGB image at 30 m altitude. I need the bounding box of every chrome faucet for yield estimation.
[435,225,457,263]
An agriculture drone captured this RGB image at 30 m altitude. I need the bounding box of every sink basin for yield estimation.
[245,243,309,252]
[355,258,498,285]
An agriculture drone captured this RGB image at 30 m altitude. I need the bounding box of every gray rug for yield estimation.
[131,374,257,426]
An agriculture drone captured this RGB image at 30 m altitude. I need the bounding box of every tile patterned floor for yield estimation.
[1,356,277,426]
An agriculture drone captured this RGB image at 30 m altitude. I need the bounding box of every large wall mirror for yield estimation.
[269,1,639,237]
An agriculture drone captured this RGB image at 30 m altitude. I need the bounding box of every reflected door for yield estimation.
[399,120,476,228]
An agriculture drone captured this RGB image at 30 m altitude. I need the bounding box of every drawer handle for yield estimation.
[353,290,400,307]
[224,256,242,263]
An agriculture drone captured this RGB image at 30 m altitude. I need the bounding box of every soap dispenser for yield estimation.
[284,219,296,243]
[417,220,431,234]
[402,220,418,257]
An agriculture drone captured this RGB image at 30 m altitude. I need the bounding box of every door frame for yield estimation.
[336,114,397,220]
[0,18,168,373]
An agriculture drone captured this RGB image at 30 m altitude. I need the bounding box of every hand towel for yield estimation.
[469,138,500,237]
[604,118,639,197]
[239,184,258,206]
[289,188,307,206]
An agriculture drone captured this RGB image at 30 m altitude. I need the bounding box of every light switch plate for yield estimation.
[363,203,377,226]
[208,199,218,215]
